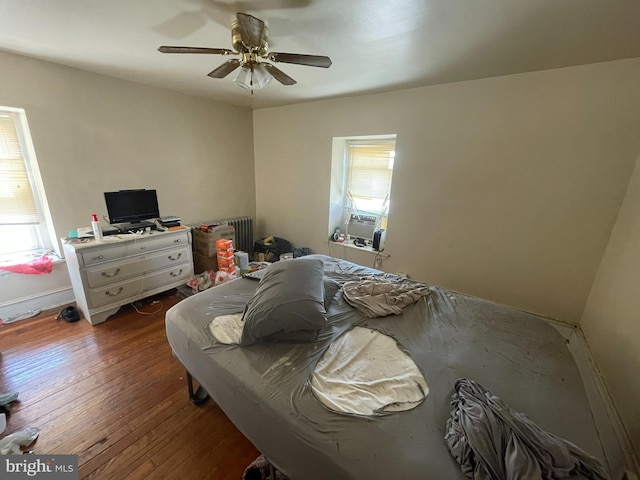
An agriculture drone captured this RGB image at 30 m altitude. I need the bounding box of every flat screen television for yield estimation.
[104,189,160,225]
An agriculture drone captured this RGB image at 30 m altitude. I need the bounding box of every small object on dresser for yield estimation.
[159,215,181,228]
[91,214,103,242]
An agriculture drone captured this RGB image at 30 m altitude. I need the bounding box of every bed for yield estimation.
[165,254,607,479]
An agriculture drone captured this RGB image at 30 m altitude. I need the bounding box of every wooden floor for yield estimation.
[0,292,260,479]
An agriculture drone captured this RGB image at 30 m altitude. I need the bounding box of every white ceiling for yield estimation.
[1,0,639,109]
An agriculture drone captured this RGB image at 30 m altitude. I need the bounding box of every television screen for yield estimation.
[104,189,160,224]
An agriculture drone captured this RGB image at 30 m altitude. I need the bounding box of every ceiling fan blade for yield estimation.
[236,13,265,49]
[207,59,242,78]
[263,63,297,86]
[268,52,332,68]
[158,46,234,55]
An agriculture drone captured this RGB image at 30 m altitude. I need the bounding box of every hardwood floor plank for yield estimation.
[0,293,260,479]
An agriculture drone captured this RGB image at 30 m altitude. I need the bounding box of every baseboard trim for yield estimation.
[0,287,74,322]
[568,326,640,478]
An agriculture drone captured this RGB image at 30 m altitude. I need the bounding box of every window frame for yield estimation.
[329,134,397,242]
[0,106,58,260]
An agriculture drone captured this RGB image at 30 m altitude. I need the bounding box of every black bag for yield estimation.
[56,306,80,323]
[252,237,292,262]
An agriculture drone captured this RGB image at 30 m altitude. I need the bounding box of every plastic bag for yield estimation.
[187,271,215,293]
[215,269,238,285]
[0,391,19,406]
[0,426,40,454]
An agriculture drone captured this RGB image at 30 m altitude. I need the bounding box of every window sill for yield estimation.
[328,240,390,258]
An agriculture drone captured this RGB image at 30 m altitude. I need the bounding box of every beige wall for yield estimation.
[253,58,640,323]
[0,50,254,306]
[581,152,640,457]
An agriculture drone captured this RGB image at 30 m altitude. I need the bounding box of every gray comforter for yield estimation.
[445,378,609,480]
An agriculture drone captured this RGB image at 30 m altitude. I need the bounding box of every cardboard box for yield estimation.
[199,222,227,232]
[192,225,235,256]
[216,249,234,259]
[193,253,218,274]
[217,254,235,268]
[216,238,234,251]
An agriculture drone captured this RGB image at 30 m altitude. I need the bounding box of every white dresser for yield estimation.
[62,228,193,325]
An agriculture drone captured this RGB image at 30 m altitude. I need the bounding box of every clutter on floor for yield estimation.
[252,236,292,262]
[0,309,41,325]
[183,231,276,298]
[242,454,287,480]
[56,306,81,323]
[0,391,40,454]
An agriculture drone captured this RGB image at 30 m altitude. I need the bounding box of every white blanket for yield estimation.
[208,313,244,345]
[310,326,428,416]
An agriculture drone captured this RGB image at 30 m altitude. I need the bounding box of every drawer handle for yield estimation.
[170,269,183,277]
[168,253,182,261]
[93,255,104,261]
[174,239,182,243]
[105,287,124,297]
[139,246,146,250]
[101,268,121,278]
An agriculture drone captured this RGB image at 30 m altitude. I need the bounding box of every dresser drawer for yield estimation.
[85,245,191,288]
[143,264,192,291]
[125,231,189,256]
[88,278,144,309]
[88,263,192,309]
[81,245,128,267]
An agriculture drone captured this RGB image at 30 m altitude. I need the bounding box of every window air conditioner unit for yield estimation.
[347,213,378,240]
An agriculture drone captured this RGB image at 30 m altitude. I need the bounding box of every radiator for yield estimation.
[200,216,254,253]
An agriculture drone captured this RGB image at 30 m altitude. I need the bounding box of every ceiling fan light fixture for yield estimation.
[234,63,272,91]
[234,64,253,90]
[253,63,272,89]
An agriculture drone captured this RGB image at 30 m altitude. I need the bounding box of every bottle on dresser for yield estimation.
[91,214,103,242]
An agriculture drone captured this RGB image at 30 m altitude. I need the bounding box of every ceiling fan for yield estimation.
[158,13,332,92]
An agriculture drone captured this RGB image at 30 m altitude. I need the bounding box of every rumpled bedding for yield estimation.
[166,254,609,480]
[445,378,609,480]
[342,276,431,318]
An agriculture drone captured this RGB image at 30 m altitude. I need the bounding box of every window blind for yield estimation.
[0,114,39,225]
[346,140,395,201]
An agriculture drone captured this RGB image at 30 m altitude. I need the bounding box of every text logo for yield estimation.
[1,455,78,479]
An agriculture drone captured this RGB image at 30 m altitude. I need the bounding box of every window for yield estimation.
[329,135,396,241]
[345,138,395,226]
[0,107,56,260]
